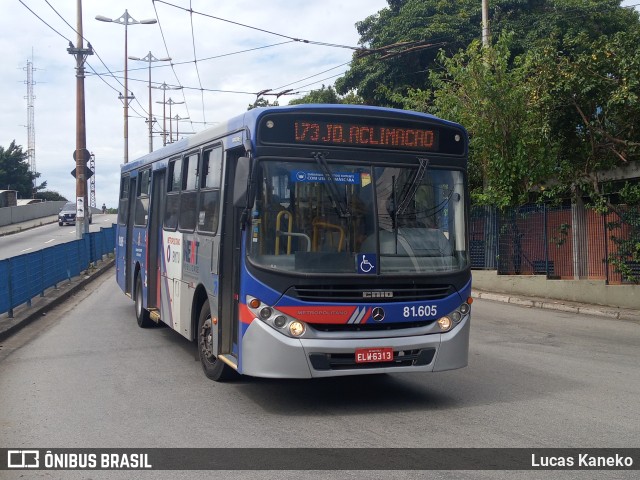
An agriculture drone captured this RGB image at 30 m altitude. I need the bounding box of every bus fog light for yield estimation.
[451,311,462,323]
[274,315,287,328]
[459,303,470,315]
[437,316,452,331]
[259,307,272,320]
[289,321,305,337]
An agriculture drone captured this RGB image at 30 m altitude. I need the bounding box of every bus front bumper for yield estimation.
[239,316,470,378]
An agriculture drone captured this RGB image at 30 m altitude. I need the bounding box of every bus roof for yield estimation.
[122,104,465,173]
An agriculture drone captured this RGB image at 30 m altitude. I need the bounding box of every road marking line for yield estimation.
[44,239,55,244]
[20,247,33,253]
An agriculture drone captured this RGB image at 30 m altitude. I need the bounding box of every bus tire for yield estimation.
[198,300,235,382]
[135,274,154,328]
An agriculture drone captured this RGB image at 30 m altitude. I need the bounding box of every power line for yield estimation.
[153,0,366,52]
[18,0,72,43]
[187,0,206,126]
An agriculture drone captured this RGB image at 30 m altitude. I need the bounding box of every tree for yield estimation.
[35,191,67,201]
[426,33,556,207]
[0,140,46,198]
[336,0,637,107]
[530,26,640,196]
[247,98,279,110]
[288,85,364,105]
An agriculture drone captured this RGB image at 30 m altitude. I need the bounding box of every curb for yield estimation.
[0,217,60,237]
[472,290,639,322]
[0,258,115,342]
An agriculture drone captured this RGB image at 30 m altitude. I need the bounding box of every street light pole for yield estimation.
[173,114,190,142]
[95,10,156,163]
[151,83,182,146]
[156,97,184,143]
[129,52,171,152]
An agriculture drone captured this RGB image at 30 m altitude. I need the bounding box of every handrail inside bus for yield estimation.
[312,219,345,253]
[275,211,293,255]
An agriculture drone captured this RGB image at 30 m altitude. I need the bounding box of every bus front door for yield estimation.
[147,170,165,310]
[125,177,137,296]
[218,150,242,359]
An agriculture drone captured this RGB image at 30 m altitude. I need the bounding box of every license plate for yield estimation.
[355,347,394,364]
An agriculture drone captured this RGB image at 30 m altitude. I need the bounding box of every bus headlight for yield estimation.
[437,316,452,331]
[246,296,308,338]
[289,321,306,337]
[459,303,471,315]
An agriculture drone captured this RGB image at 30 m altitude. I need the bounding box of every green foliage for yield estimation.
[36,191,67,201]
[0,140,46,198]
[530,26,640,196]
[428,33,556,207]
[597,182,640,284]
[337,0,638,107]
[288,85,364,105]
[247,98,279,110]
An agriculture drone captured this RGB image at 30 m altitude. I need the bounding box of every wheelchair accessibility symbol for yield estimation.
[357,254,377,274]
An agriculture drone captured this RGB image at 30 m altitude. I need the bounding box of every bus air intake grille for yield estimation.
[309,348,436,371]
[291,284,453,303]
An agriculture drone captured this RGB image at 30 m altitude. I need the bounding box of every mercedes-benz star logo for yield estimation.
[371,307,385,322]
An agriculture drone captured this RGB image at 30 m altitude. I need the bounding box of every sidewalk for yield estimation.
[0,215,116,341]
[472,289,639,322]
[0,256,114,341]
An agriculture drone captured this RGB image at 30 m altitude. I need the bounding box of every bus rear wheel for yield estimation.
[198,300,235,381]
[135,274,154,328]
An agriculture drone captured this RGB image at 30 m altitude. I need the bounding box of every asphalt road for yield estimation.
[0,214,117,260]
[0,271,638,479]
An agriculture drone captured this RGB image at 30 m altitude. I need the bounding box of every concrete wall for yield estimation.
[0,201,67,227]
[472,270,639,310]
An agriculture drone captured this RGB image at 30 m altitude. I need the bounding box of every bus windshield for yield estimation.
[247,159,468,275]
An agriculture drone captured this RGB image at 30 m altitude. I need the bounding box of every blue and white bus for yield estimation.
[115,104,472,381]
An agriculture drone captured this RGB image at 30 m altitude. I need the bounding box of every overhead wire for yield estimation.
[188,0,206,127]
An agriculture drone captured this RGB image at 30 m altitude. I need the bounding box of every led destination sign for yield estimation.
[259,114,465,154]
[294,121,438,151]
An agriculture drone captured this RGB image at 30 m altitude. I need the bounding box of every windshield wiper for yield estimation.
[396,157,429,215]
[312,152,351,219]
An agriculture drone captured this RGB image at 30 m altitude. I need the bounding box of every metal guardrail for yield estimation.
[0,225,116,317]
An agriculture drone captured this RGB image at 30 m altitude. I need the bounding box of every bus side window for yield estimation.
[134,169,150,226]
[164,158,182,230]
[197,147,222,233]
[179,152,199,231]
[118,176,129,226]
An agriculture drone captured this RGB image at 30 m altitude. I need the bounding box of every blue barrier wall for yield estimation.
[0,225,116,316]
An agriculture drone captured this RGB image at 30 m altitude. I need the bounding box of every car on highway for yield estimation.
[58,201,92,226]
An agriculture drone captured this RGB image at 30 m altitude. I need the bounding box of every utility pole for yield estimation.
[173,114,190,142]
[151,83,182,146]
[129,52,171,153]
[67,0,93,238]
[482,0,491,47]
[156,97,184,143]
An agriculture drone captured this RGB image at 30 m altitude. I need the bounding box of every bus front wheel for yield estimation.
[197,300,235,381]
[135,274,154,328]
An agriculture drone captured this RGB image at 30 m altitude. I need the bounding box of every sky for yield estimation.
[2,0,389,208]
